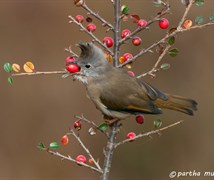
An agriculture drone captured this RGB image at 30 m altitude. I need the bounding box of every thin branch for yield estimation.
[118,21,214,68]
[68,16,114,56]
[64,46,79,57]
[69,129,103,172]
[11,71,66,77]
[113,0,121,67]
[47,149,103,173]
[75,115,99,129]
[101,122,119,180]
[115,120,183,148]
[119,4,170,45]
[81,3,114,30]
[137,44,171,78]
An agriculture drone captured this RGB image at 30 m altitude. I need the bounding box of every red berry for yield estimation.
[159,18,169,29]
[138,19,147,27]
[121,29,131,38]
[75,15,84,23]
[136,115,144,124]
[76,155,87,164]
[87,23,96,32]
[103,37,114,48]
[123,53,133,62]
[88,159,94,165]
[61,135,69,145]
[126,132,136,142]
[127,71,135,77]
[74,121,82,131]
[66,64,80,73]
[65,56,75,65]
[132,36,142,46]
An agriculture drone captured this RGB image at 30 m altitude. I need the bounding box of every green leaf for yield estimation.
[49,142,60,149]
[195,16,205,25]
[154,119,162,128]
[98,123,108,132]
[168,48,179,57]
[195,0,204,6]
[4,63,12,73]
[37,142,46,150]
[121,5,129,15]
[209,14,214,22]
[153,0,162,7]
[8,76,13,85]
[168,36,175,45]
[160,63,171,70]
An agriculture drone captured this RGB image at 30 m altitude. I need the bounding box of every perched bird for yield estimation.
[70,42,197,121]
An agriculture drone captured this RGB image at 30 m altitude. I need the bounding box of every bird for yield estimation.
[69,42,197,122]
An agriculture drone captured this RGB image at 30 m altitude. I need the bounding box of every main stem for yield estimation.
[101,122,118,180]
[113,0,121,67]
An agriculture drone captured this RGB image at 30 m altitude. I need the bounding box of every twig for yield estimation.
[137,44,171,78]
[118,21,214,68]
[69,129,103,172]
[115,120,183,148]
[47,149,103,173]
[113,0,121,67]
[64,46,79,57]
[81,3,114,30]
[75,115,99,129]
[11,71,66,77]
[119,4,170,45]
[101,122,119,180]
[68,16,114,56]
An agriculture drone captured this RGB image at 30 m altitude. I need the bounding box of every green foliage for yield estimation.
[37,142,46,150]
[121,5,129,15]
[195,16,205,25]
[49,142,60,149]
[195,0,204,6]
[168,48,179,57]
[154,119,162,128]
[8,77,13,85]
[4,63,12,73]
[98,123,108,132]
[160,63,171,70]
[209,14,214,22]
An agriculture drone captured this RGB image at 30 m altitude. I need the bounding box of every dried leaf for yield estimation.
[119,56,125,64]
[23,62,34,73]
[183,19,193,29]
[12,63,21,72]
[168,27,177,34]
[130,14,140,23]
[86,17,93,23]
[88,127,96,136]
[181,0,190,6]
[74,0,84,7]
[121,15,129,22]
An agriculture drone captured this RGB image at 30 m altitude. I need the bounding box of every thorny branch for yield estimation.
[47,149,103,173]
[68,129,103,172]
[115,120,183,148]
[68,16,114,56]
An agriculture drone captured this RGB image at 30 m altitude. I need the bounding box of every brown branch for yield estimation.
[101,122,119,180]
[81,3,114,30]
[11,71,66,77]
[68,16,114,56]
[69,129,103,172]
[137,44,171,78]
[119,3,170,45]
[65,46,79,57]
[115,120,183,148]
[47,149,103,173]
[118,21,214,68]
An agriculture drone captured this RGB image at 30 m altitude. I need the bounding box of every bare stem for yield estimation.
[81,3,114,30]
[101,122,119,180]
[11,71,66,77]
[113,0,121,67]
[115,120,183,148]
[137,44,171,78]
[69,129,103,172]
[68,16,113,56]
[47,149,103,173]
[65,46,79,57]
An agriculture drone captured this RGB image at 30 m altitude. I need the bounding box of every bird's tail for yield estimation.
[154,94,198,115]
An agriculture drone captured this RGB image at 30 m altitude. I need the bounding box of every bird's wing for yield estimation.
[99,70,163,114]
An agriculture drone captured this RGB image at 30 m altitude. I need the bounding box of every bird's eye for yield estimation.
[85,64,91,68]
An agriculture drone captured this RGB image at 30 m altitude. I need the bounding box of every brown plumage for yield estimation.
[72,42,197,120]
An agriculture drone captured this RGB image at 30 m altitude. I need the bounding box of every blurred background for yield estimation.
[0,0,214,180]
